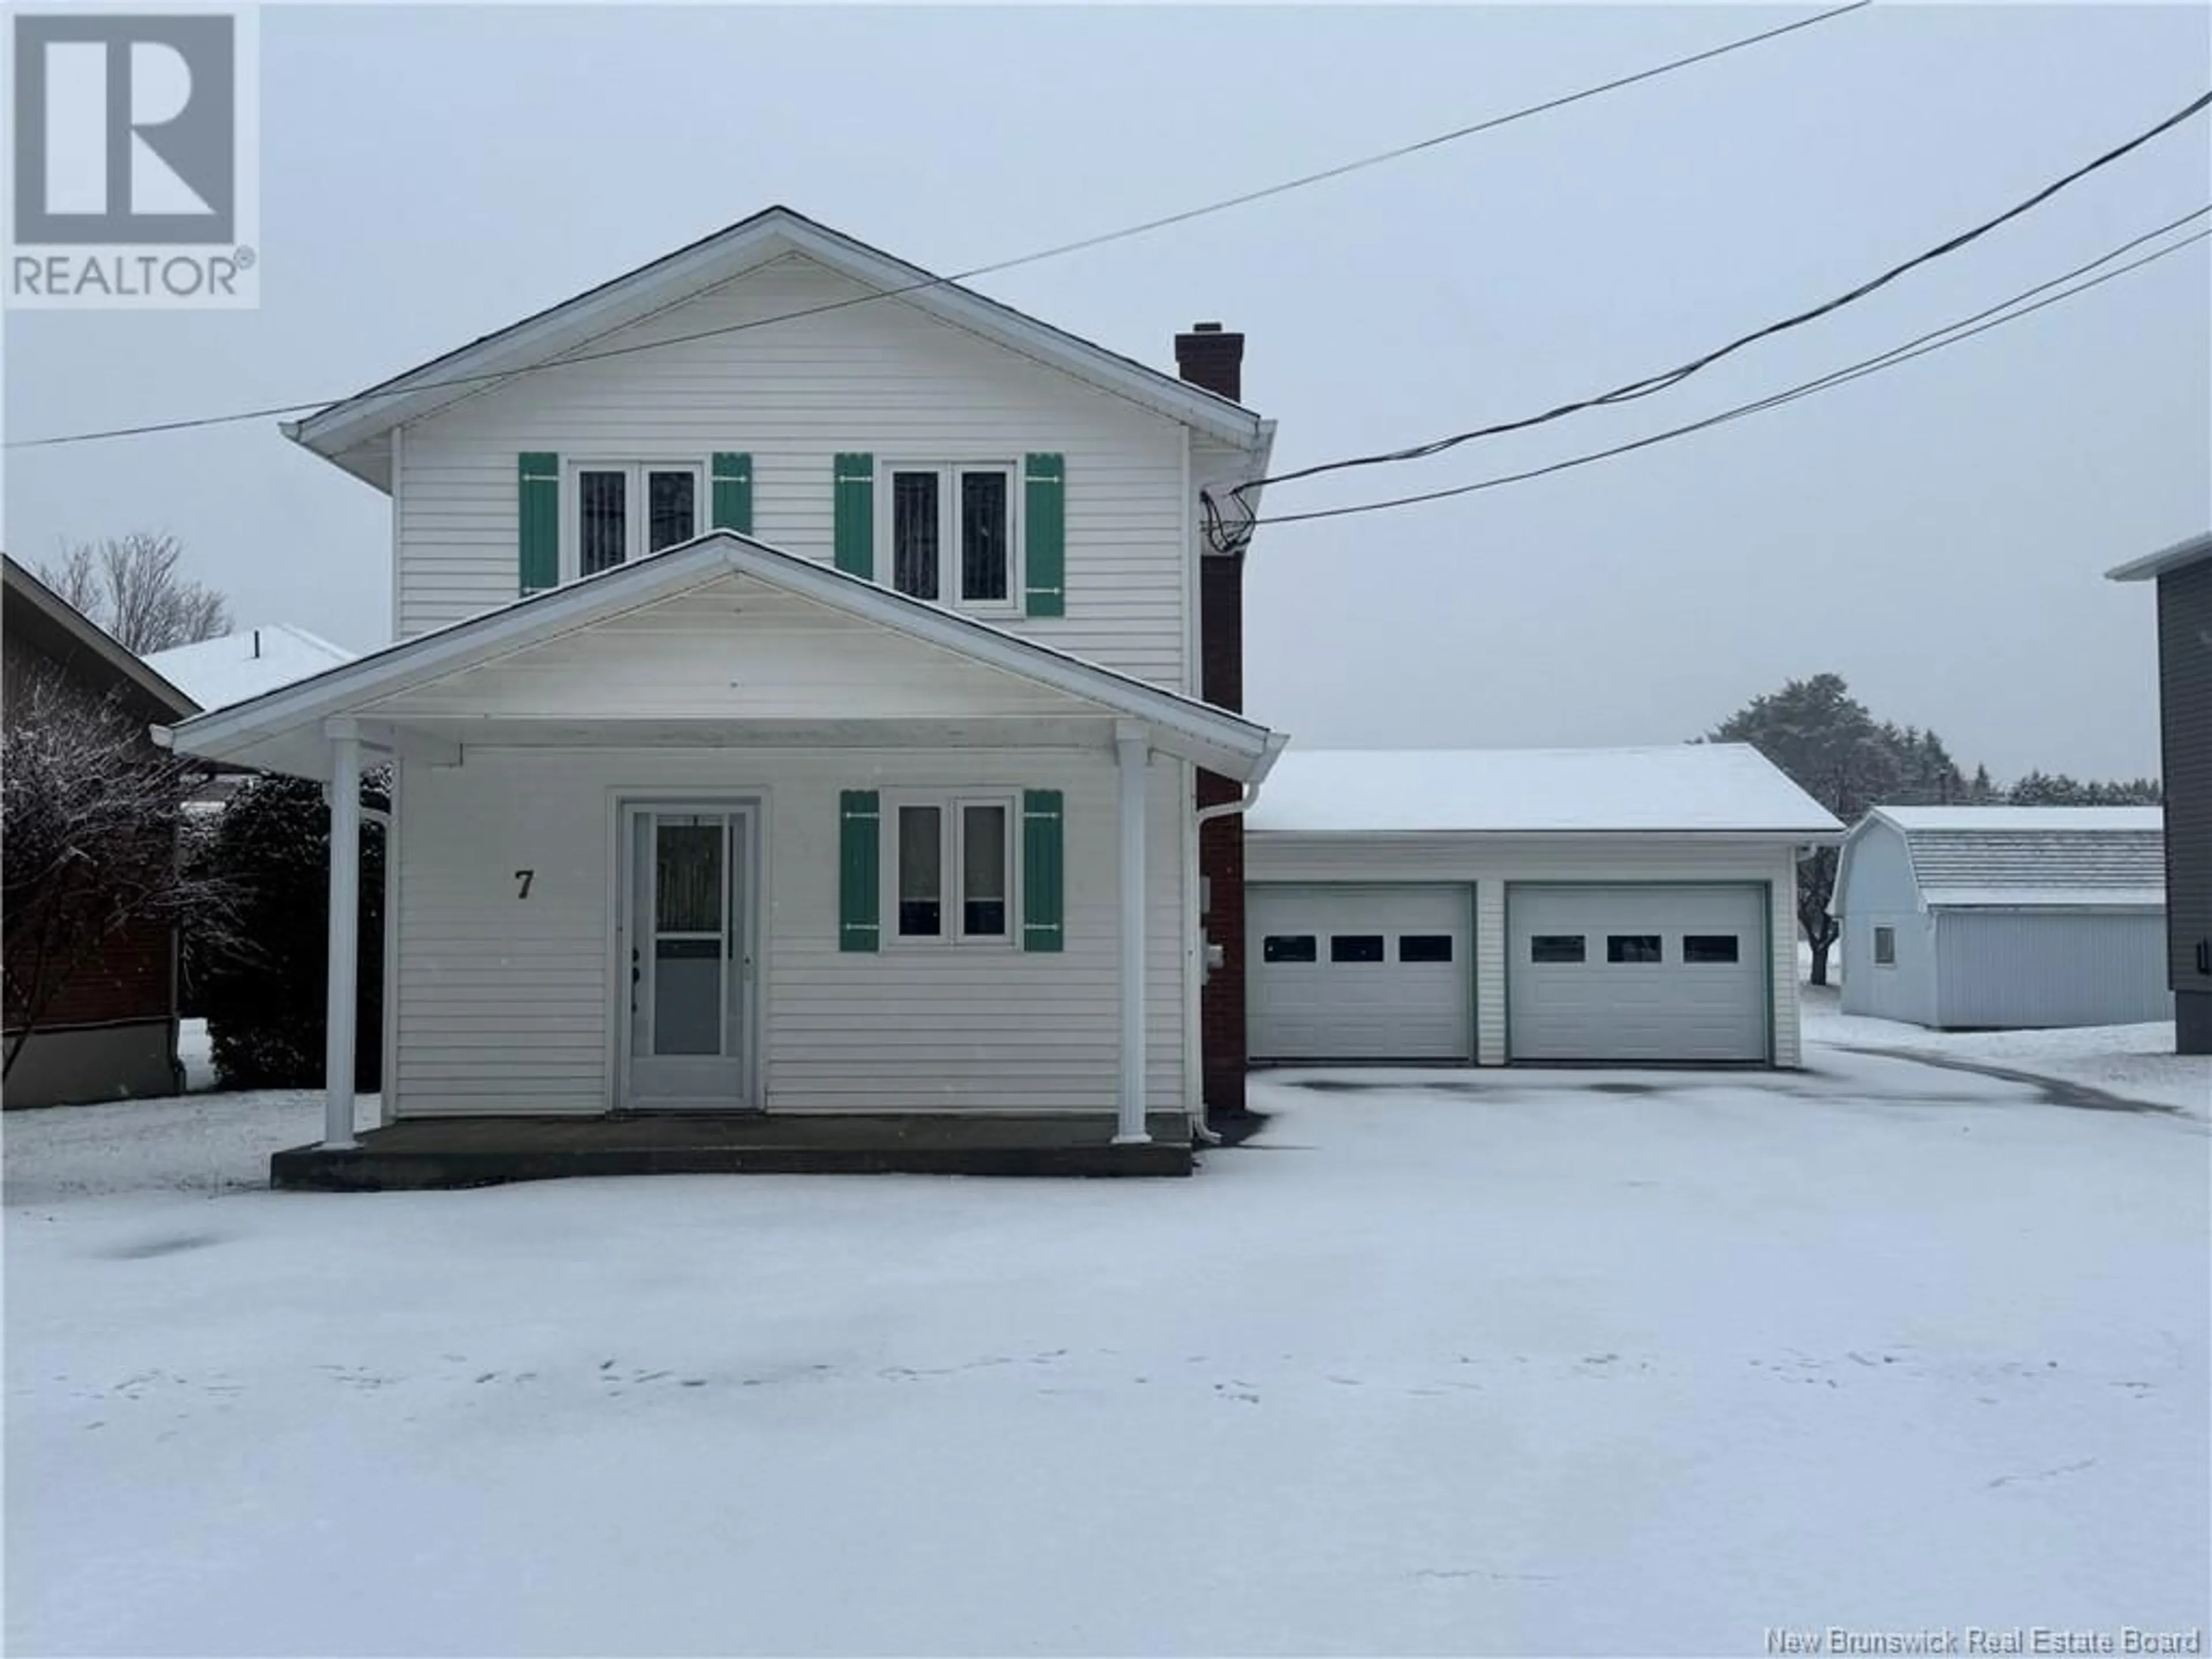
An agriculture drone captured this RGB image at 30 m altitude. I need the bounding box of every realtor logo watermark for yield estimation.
[6,6,259,307]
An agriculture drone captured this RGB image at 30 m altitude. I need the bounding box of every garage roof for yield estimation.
[1245,745,1841,836]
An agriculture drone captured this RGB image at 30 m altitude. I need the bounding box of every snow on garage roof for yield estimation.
[144,625,357,713]
[1859,805,2166,909]
[1245,745,1842,836]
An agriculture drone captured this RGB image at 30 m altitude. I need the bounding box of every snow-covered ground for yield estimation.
[6,1051,2206,1656]
[1803,982,2209,1119]
[1797,942,2207,1119]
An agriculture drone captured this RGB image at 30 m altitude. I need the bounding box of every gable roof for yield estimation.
[2,554,198,719]
[286,206,1270,488]
[1244,744,1842,837]
[156,530,1286,783]
[1847,805,2165,910]
[2105,529,2212,582]
[144,624,357,713]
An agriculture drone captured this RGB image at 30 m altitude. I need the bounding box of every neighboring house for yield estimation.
[146,625,357,713]
[2107,530,2211,1054]
[156,207,1282,1166]
[1831,806,2169,1031]
[1243,746,1842,1066]
[2,555,200,1107]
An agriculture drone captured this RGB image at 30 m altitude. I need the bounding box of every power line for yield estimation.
[1234,88,2212,510]
[5,1,1873,453]
[1238,211,2210,529]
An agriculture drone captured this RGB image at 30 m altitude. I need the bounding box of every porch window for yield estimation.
[570,462,702,578]
[884,463,1017,612]
[888,792,1017,944]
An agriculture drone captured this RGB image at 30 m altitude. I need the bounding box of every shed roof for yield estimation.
[1244,744,1842,836]
[1859,805,2165,909]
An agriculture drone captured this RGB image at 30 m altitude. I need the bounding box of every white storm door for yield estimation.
[624,806,753,1109]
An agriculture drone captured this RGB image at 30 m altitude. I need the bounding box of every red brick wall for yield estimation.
[25,915,175,1029]
[1198,551,1249,1115]
[1179,325,1254,1118]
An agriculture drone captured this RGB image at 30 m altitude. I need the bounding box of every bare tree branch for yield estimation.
[36,533,232,654]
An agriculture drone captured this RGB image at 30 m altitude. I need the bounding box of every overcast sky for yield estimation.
[5,3,2207,781]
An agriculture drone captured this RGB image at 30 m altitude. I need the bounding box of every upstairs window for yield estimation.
[883,463,1017,612]
[570,462,702,577]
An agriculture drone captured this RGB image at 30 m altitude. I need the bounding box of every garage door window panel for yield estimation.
[1683,934,1741,964]
[1330,935,1385,963]
[1608,935,1664,964]
[1399,935,1454,963]
[1262,935,1317,964]
[1530,935,1586,964]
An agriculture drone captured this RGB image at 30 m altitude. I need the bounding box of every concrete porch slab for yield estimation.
[270,1112,1195,1190]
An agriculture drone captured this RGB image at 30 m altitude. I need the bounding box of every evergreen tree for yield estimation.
[1708,673,1901,987]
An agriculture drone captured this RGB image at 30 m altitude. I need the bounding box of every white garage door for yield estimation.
[1248,885,1472,1062]
[1508,884,1768,1063]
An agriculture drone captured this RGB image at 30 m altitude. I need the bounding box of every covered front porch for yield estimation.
[154,533,1283,1187]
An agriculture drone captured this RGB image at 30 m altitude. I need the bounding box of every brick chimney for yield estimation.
[1177,323,1253,1120]
[1175,321,1243,403]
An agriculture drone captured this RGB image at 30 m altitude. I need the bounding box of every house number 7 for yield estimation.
[514,869,534,900]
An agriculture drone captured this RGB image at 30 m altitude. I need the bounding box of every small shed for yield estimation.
[1832,806,2168,1029]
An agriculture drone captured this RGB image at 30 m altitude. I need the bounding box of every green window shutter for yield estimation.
[1023,453,1065,618]
[1022,789,1065,953]
[710,452,753,535]
[518,452,560,593]
[838,790,880,952]
[834,453,874,579]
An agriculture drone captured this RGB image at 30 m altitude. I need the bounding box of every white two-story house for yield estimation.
[160,208,1284,1178]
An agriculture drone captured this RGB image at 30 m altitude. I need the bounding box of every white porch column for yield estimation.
[1115,722,1150,1145]
[323,721,362,1150]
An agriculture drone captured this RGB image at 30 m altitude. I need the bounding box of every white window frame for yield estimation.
[1873,924,1897,968]
[882,790,1021,948]
[563,460,706,582]
[877,461,1022,616]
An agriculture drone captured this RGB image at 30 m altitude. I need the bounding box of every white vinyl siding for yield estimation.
[1245,835,1804,1067]
[392,252,1191,690]
[361,571,1099,725]
[388,745,1188,1118]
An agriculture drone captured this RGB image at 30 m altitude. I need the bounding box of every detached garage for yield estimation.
[1243,746,1842,1067]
